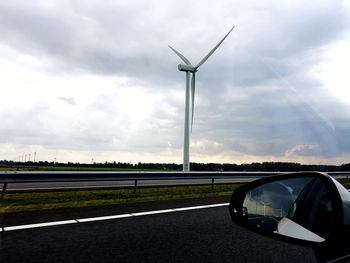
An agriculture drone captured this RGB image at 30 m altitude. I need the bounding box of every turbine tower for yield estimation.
[169,26,235,172]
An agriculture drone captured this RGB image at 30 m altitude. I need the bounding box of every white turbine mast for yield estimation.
[169,26,235,172]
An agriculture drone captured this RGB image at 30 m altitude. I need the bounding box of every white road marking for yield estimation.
[4,220,77,231]
[1,203,229,232]
[173,203,229,212]
[77,214,132,223]
[173,205,212,211]
[131,209,175,216]
[207,203,230,207]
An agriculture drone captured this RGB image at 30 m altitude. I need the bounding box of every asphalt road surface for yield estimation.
[0,205,316,263]
[4,174,348,193]
[5,178,257,192]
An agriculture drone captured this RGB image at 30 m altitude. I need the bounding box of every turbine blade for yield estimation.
[191,72,196,132]
[195,25,235,69]
[168,45,192,65]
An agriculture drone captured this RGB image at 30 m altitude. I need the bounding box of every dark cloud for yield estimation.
[0,0,350,163]
[0,1,348,88]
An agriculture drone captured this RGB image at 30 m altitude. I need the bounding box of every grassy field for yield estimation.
[0,184,240,213]
[0,166,169,172]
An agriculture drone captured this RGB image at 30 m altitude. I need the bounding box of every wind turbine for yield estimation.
[169,26,235,172]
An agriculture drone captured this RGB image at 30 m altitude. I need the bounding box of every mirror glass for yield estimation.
[241,177,333,242]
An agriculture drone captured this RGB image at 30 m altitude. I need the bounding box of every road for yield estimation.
[5,178,257,192]
[3,173,348,193]
[0,205,316,262]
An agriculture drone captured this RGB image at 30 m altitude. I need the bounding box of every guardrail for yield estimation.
[1,171,349,201]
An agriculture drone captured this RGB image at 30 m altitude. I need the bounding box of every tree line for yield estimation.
[1,160,350,172]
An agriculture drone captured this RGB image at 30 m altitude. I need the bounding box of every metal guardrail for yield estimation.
[1,171,349,201]
[0,171,278,201]
[0,171,280,182]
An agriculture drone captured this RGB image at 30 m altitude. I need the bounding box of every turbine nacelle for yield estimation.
[178,64,197,72]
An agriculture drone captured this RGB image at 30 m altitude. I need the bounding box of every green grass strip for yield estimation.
[0,184,240,213]
[0,166,165,171]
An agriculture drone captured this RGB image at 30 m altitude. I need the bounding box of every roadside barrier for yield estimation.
[0,171,348,201]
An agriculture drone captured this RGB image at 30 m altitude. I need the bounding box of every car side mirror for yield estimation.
[229,172,350,262]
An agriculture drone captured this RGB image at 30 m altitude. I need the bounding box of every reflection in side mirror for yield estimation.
[241,177,330,242]
[229,172,350,262]
[229,173,340,244]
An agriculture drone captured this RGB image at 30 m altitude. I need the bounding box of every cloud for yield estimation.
[57,97,77,105]
[0,0,350,164]
[285,144,321,157]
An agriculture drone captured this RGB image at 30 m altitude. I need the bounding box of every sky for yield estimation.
[1,0,350,165]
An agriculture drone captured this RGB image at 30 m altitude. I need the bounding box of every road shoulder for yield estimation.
[0,195,230,227]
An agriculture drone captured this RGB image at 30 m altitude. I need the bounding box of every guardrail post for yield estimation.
[211,178,214,190]
[134,179,138,193]
[1,183,8,201]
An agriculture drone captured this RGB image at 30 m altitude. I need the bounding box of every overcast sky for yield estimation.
[1,0,350,165]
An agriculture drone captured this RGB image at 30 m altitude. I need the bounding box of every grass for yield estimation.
[335,178,350,189]
[0,184,240,213]
[0,166,166,172]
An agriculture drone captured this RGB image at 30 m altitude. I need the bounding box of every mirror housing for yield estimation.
[229,172,350,262]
